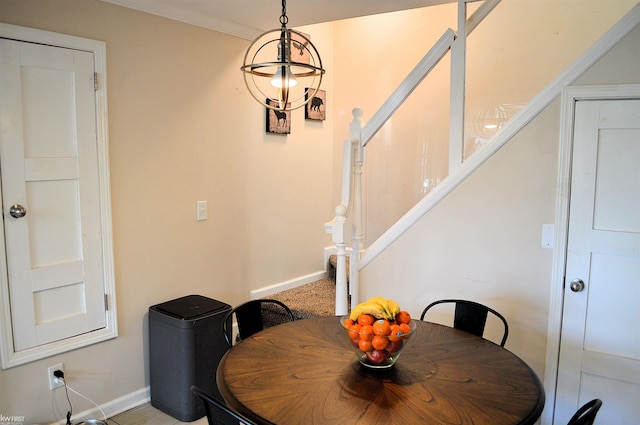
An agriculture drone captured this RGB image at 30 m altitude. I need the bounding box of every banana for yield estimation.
[365,297,393,319]
[368,297,401,320]
[349,297,402,321]
[349,305,363,321]
[362,302,387,317]
[366,296,388,308]
[349,301,386,321]
[385,299,401,319]
[349,303,366,321]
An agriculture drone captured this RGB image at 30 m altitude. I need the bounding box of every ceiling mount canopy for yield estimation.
[241,0,325,111]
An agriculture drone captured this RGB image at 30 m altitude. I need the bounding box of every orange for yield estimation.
[371,335,389,351]
[388,324,402,342]
[372,319,391,336]
[357,314,375,326]
[395,311,411,324]
[348,323,362,340]
[359,325,374,341]
[343,318,355,329]
[358,339,373,352]
[398,323,411,338]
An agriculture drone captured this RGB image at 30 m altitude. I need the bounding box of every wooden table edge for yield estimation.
[216,316,545,425]
[217,350,276,425]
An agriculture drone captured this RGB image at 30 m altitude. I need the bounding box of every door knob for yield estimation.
[9,204,27,218]
[570,278,585,293]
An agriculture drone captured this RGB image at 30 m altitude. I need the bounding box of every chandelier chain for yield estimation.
[279,0,288,27]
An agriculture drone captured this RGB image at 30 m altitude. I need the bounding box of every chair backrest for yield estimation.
[223,299,295,346]
[567,399,603,425]
[191,385,257,425]
[420,299,509,347]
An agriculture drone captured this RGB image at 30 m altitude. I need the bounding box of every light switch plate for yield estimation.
[197,200,208,221]
[541,224,554,249]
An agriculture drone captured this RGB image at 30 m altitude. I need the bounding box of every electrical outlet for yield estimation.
[48,363,64,390]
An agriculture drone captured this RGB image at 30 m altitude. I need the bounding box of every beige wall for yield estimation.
[331,1,637,241]
[360,16,640,410]
[332,3,638,423]
[0,0,333,422]
[0,0,638,422]
[330,2,637,380]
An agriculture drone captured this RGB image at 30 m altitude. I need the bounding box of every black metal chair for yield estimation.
[222,299,295,346]
[567,399,603,425]
[420,299,509,347]
[191,385,257,425]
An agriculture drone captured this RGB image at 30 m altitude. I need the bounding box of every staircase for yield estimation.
[325,1,640,316]
[271,2,640,322]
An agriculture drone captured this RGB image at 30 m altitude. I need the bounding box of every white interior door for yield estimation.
[0,39,106,351]
[555,98,640,424]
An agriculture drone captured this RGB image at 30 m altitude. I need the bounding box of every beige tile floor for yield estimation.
[107,403,208,425]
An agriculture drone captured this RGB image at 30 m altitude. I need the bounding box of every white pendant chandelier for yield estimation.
[241,0,325,111]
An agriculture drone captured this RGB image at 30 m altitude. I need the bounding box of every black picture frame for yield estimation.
[266,100,291,134]
[291,31,311,65]
[305,89,326,121]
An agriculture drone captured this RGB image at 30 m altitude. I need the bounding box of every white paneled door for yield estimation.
[556,99,640,424]
[0,39,107,352]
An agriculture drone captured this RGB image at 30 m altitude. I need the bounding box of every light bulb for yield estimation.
[271,66,297,88]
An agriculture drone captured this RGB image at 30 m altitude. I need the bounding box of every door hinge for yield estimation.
[104,294,109,310]
[94,72,98,91]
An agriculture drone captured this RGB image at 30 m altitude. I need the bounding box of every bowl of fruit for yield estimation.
[341,297,416,369]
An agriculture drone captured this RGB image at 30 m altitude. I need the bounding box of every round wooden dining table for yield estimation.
[217,316,544,425]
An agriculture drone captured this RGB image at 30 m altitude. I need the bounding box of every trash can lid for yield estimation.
[151,295,230,320]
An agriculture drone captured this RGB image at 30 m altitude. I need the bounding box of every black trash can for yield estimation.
[149,295,233,423]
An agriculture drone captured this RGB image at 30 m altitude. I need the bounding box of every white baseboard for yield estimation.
[50,386,150,424]
[98,386,150,419]
[48,259,339,424]
[249,269,330,299]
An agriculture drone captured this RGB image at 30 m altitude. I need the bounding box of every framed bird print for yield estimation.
[305,89,326,121]
[291,31,311,64]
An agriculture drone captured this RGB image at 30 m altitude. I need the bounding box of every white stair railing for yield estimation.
[326,0,501,313]
[327,1,640,314]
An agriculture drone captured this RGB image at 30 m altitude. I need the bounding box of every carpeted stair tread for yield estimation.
[267,277,336,320]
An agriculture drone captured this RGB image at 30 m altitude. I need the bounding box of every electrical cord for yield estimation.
[66,384,107,421]
[53,370,107,424]
[54,371,72,425]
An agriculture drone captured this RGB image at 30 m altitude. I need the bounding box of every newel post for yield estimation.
[332,204,350,316]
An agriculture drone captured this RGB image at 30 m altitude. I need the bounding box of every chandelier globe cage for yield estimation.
[241,0,325,112]
[474,103,509,138]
